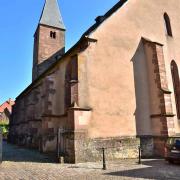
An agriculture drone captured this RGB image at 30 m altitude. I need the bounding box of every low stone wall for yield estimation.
[140,136,154,158]
[140,136,168,158]
[74,134,140,163]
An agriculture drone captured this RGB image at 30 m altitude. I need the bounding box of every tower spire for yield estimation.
[40,0,65,30]
[32,0,65,81]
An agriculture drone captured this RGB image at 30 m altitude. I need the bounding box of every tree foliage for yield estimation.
[0,121,9,135]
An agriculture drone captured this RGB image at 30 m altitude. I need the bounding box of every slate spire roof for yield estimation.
[39,0,65,30]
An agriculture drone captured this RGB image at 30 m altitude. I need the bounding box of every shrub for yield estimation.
[0,121,9,136]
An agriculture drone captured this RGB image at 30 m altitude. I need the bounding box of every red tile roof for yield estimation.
[0,99,15,113]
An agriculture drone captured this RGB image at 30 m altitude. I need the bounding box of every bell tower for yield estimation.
[33,0,65,81]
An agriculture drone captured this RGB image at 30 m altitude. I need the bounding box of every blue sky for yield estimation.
[0,0,118,104]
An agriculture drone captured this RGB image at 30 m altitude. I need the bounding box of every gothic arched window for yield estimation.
[171,60,180,119]
[164,13,173,36]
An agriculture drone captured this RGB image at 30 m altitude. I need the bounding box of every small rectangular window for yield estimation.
[50,31,56,39]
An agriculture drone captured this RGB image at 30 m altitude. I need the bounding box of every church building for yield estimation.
[9,0,180,163]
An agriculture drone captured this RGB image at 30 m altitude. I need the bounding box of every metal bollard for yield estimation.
[138,146,142,164]
[102,148,107,170]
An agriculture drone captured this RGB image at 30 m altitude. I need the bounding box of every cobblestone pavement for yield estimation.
[0,142,180,180]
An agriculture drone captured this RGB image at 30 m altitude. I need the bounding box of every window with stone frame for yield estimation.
[171,60,180,119]
[65,55,78,108]
[164,13,173,37]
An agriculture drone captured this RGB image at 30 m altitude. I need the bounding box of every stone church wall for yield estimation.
[80,0,180,137]
[9,0,180,162]
[76,0,180,158]
[74,136,140,163]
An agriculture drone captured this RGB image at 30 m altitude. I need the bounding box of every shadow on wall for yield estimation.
[2,141,55,163]
[34,47,65,80]
[131,38,152,136]
[104,159,180,179]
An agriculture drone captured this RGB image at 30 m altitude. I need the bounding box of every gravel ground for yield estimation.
[0,142,180,180]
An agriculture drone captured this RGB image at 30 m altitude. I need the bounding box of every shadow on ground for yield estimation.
[104,159,180,180]
[2,141,55,163]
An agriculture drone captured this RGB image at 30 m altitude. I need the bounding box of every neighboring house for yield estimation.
[0,99,15,123]
[9,0,180,163]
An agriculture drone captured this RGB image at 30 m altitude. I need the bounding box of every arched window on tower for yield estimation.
[164,13,173,36]
[171,60,180,119]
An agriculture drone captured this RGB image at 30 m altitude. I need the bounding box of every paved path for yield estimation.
[0,142,180,179]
